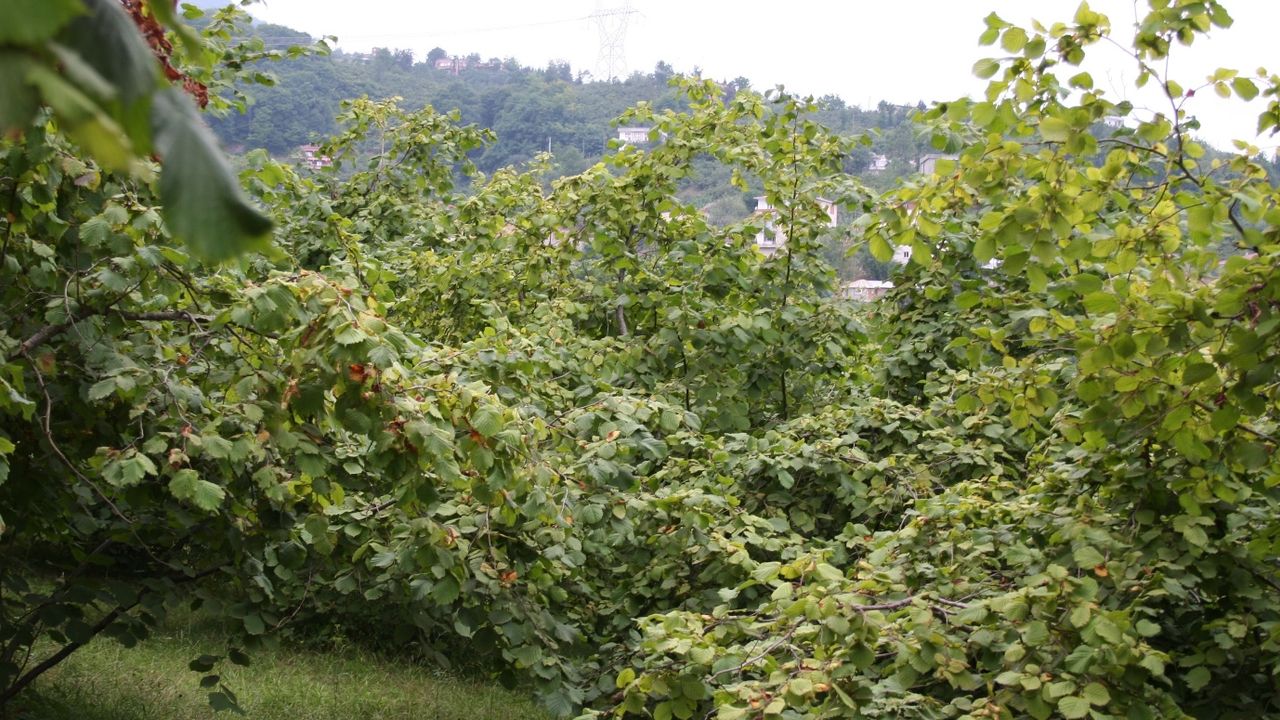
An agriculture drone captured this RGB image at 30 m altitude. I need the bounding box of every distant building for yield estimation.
[298,144,332,171]
[868,154,889,172]
[434,56,468,73]
[841,279,894,301]
[616,126,652,145]
[752,196,838,257]
[890,243,998,268]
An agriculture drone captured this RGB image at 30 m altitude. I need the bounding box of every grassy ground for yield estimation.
[7,615,551,720]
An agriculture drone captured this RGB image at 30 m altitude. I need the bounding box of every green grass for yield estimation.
[7,616,552,720]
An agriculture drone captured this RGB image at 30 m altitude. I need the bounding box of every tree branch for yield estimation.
[10,309,234,362]
[0,599,137,705]
[0,565,219,706]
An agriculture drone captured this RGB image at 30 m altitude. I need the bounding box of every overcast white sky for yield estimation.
[246,0,1279,152]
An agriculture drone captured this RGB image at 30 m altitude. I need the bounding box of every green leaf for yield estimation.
[1083,292,1119,314]
[471,406,504,438]
[956,290,982,309]
[869,234,893,262]
[616,667,636,688]
[1182,362,1216,384]
[25,64,135,172]
[1040,117,1071,142]
[1237,441,1268,469]
[62,0,160,105]
[973,233,996,263]
[1069,72,1094,89]
[207,690,242,713]
[333,324,367,345]
[1232,77,1259,101]
[971,102,997,127]
[431,576,460,604]
[242,613,265,635]
[116,454,158,487]
[188,654,219,672]
[1113,334,1137,359]
[1082,682,1111,706]
[0,0,83,45]
[1073,546,1105,568]
[1069,605,1092,628]
[1001,27,1027,53]
[995,670,1022,686]
[751,561,781,583]
[1140,654,1166,677]
[973,58,1001,79]
[88,378,116,401]
[151,88,273,261]
[1135,619,1161,637]
[169,469,226,512]
[1185,666,1211,691]
[1058,696,1091,719]
[1022,621,1049,647]
[0,52,40,132]
[1187,204,1213,239]
[1180,523,1209,547]
[814,563,844,582]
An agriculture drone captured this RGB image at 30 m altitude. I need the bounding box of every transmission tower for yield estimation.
[590,1,635,81]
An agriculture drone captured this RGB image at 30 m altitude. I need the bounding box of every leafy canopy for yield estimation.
[2,1,1280,719]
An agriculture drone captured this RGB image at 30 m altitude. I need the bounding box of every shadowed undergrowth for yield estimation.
[7,612,549,720]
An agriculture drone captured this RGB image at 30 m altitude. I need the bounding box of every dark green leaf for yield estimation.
[0,0,83,45]
[151,88,273,261]
[169,469,226,511]
[0,52,40,132]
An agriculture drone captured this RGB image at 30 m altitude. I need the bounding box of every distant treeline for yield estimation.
[209,22,939,180]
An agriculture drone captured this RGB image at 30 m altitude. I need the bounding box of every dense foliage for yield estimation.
[2,1,1280,718]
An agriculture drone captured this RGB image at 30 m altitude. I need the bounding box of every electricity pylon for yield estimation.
[589,2,635,81]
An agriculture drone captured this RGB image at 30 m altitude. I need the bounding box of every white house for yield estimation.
[616,126,652,144]
[889,243,998,268]
[841,279,894,301]
[434,57,469,73]
[867,154,889,172]
[752,196,838,257]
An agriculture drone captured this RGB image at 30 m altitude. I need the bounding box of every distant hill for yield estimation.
[208,20,937,185]
[203,17,951,279]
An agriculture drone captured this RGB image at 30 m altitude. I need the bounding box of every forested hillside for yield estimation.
[3,2,1280,720]
[205,20,935,182]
